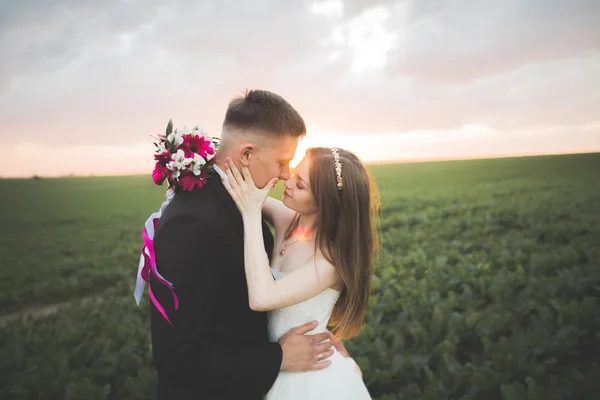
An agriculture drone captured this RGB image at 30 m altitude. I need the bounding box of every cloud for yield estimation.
[385,0,600,82]
[0,0,598,163]
[0,1,347,139]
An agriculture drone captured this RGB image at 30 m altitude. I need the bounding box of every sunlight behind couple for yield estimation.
[289,124,371,168]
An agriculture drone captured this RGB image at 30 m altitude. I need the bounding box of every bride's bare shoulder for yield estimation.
[306,253,344,292]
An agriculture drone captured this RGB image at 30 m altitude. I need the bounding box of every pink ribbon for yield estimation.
[134,192,179,326]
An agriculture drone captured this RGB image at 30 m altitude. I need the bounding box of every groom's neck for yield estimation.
[214,152,232,171]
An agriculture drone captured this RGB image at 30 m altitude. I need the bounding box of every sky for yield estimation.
[0,0,599,177]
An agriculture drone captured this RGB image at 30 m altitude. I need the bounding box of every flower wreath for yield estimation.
[134,119,220,325]
[152,118,220,191]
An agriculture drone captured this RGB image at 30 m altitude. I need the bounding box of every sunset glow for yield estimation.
[292,226,312,241]
[0,1,599,178]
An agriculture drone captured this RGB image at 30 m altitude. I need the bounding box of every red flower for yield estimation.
[181,134,215,158]
[152,162,168,185]
[154,150,171,166]
[178,169,209,191]
[196,169,209,188]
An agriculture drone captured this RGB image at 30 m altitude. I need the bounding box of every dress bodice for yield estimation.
[267,269,341,342]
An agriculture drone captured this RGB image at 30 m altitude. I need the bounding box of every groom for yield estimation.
[150,90,345,399]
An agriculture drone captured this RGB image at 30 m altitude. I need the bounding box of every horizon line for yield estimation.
[1,150,598,180]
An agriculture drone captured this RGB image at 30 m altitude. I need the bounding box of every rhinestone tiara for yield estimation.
[331,147,343,190]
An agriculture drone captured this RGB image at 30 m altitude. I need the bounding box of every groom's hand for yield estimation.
[278,321,334,372]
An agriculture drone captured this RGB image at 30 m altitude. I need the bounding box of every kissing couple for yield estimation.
[140,89,379,399]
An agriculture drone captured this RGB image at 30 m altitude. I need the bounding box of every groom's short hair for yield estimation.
[222,89,306,138]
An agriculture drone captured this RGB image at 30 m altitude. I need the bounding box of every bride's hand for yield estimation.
[222,157,279,218]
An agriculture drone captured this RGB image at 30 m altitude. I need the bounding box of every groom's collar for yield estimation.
[206,163,243,239]
[212,164,227,180]
[211,164,232,200]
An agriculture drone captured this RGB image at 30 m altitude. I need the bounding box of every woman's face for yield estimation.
[282,157,318,215]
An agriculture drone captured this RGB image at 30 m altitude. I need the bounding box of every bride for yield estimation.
[222,146,379,399]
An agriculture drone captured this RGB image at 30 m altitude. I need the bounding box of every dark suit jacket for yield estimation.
[150,171,282,399]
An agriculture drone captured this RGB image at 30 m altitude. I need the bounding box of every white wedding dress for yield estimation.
[266,269,372,399]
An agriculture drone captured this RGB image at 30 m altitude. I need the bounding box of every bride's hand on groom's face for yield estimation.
[222,157,279,218]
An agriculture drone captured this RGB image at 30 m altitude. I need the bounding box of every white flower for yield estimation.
[193,125,205,137]
[178,126,192,136]
[156,142,167,154]
[170,135,183,146]
[172,148,186,163]
[167,149,186,176]
[191,153,206,175]
[206,152,214,161]
[182,155,194,167]
[168,129,185,146]
[167,132,176,144]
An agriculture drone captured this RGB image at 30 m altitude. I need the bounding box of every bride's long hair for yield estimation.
[284,147,380,339]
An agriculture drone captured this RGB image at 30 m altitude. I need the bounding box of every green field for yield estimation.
[1,153,599,399]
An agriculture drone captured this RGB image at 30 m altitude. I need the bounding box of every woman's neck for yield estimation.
[294,213,317,240]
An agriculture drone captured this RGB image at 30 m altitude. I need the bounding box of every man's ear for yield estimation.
[239,143,255,167]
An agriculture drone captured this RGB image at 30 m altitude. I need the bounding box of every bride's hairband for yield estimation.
[331,147,343,190]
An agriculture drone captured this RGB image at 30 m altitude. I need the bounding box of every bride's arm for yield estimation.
[221,160,338,311]
[263,197,296,235]
[242,212,339,311]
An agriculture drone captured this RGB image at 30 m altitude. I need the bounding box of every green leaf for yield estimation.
[166,119,173,136]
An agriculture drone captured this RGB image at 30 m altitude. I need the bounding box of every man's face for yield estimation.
[248,135,300,188]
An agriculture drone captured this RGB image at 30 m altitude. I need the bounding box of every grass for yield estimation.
[1,152,599,399]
